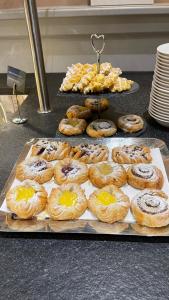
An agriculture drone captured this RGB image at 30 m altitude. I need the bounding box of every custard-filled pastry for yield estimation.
[70,143,109,164]
[47,183,87,220]
[58,118,87,136]
[66,105,92,120]
[6,180,47,219]
[89,162,127,188]
[127,164,164,190]
[31,139,71,161]
[16,156,53,184]
[54,158,88,185]
[88,185,130,224]
[84,98,109,112]
[117,114,144,133]
[86,119,117,138]
[131,189,169,227]
[112,144,152,164]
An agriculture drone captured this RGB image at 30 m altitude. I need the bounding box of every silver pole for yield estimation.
[24,0,51,113]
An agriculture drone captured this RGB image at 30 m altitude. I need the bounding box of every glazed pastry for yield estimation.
[58,118,87,136]
[131,189,169,227]
[86,119,117,138]
[131,223,169,237]
[127,164,164,190]
[112,144,152,164]
[88,185,130,224]
[16,157,53,184]
[117,114,144,133]
[70,143,109,164]
[47,183,87,220]
[31,139,71,161]
[84,98,109,112]
[89,162,127,188]
[54,158,88,185]
[6,180,47,219]
[89,221,129,234]
[66,105,92,120]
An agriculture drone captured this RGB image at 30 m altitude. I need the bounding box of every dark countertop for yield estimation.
[0,72,169,300]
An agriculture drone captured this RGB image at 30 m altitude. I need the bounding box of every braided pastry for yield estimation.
[70,143,109,164]
[112,144,152,164]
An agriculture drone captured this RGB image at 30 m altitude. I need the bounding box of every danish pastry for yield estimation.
[58,118,87,136]
[112,144,152,164]
[86,119,117,138]
[47,183,87,220]
[88,185,130,224]
[89,162,127,188]
[117,114,144,133]
[66,105,92,120]
[127,164,164,190]
[84,98,109,112]
[70,143,109,164]
[54,158,88,185]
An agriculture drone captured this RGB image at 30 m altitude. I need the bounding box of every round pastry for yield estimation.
[84,98,109,112]
[86,119,117,138]
[89,220,129,234]
[127,164,164,190]
[58,118,87,136]
[31,140,71,161]
[88,185,130,224]
[6,180,47,219]
[54,158,88,185]
[66,105,92,120]
[117,114,144,133]
[131,223,169,237]
[131,189,169,227]
[70,143,109,164]
[112,144,152,164]
[16,157,53,184]
[47,183,87,220]
[89,162,127,188]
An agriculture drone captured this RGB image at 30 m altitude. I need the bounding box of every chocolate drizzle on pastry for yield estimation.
[137,191,168,215]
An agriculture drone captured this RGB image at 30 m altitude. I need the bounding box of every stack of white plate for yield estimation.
[149,43,169,127]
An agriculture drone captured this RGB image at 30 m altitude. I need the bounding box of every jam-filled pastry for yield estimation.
[117,114,144,133]
[31,140,71,161]
[16,157,54,184]
[84,98,109,112]
[112,144,152,164]
[54,158,88,185]
[131,189,169,227]
[88,185,130,224]
[66,105,92,120]
[89,162,127,188]
[86,119,117,138]
[127,164,164,190]
[58,118,87,136]
[70,143,109,164]
[47,183,87,220]
[6,180,47,219]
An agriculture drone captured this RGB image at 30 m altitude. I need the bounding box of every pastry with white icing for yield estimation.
[112,144,152,164]
[58,118,87,136]
[70,143,109,164]
[86,119,117,138]
[117,114,144,133]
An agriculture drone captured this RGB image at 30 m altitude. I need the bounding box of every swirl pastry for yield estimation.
[88,185,130,224]
[117,114,144,133]
[112,144,152,164]
[89,162,127,188]
[86,119,117,138]
[131,189,169,227]
[54,158,88,185]
[58,118,87,136]
[127,164,164,190]
[47,183,87,220]
[66,105,92,120]
[6,180,47,219]
[70,143,109,164]
[84,98,109,112]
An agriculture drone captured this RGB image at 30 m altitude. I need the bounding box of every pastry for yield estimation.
[54,158,88,185]
[127,164,164,190]
[84,98,109,112]
[88,185,130,224]
[89,220,129,234]
[86,119,117,138]
[131,189,169,227]
[131,223,169,237]
[89,162,127,188]
[16,157,53,184]
[31,139,71,161]
[117,114,144,133]
[47,183,87,220]
[58,118,87,136]
[66,105,92,120]
[112,144,152,164]
[6,180,47,219]
[111,77,133,93]
[70,143,109,164]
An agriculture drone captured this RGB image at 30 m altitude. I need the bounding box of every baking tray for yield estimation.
[1,137,169,236]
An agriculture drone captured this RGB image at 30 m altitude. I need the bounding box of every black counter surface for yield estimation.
[0,72,169,300]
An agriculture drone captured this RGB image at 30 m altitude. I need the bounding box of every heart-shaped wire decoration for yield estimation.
[91,34,105,73]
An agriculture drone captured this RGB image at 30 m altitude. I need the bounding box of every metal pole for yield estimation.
[24,0,51,113]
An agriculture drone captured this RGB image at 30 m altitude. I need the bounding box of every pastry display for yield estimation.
[86,119,117,138]
[54,158,88,185]
[84,98,109,112]
[88,185,130,224]
[131,189,169,227]
[58,118,87,136]
[47,183,87,220]
[89,162,127,188]
[127,164,164,190]
[112,144,152,164]
[66,105,92,120]
[117,114,144,133]
[70,143,109,164]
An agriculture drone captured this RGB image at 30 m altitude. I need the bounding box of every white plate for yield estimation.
[153,80,169,91]
[153,73,169,83]
[151,93,169,104]
[149,110,169,127]
[152,82,169,94]
[149,106,169,120]
[155,69,169,77]
[156,63,169,72]
[149,101,169,114]
[157,44,169,55]
[151,89,169,100]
